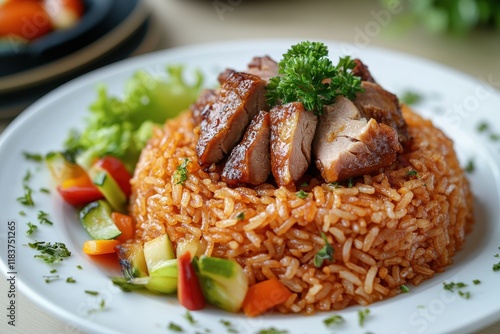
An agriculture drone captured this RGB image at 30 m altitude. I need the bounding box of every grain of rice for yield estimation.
[364,266,378,294]
[363,227,379,252]
[343,238,353,263]
[345,262,367,275]
[244,212,268,231]
[215,218,238,228]
[340,270,363,286]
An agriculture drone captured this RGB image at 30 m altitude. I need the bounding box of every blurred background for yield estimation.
[0,0,499,333]
[0,0,498,121]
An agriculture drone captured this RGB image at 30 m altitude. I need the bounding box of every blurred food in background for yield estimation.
[0,0,160,119]
[381,0,500,35]
[0,0,84,43]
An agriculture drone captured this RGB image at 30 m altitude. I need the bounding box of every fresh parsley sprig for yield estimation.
[266,41,363,115]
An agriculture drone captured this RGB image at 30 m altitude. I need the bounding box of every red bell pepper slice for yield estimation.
[178,252,205,310]
[57,173,103,206]
[94,156,132,198]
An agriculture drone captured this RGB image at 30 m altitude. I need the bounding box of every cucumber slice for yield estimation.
[116,243,149,279]
[91,169,126,213]
[79,200,122,240]
[142,234,178,294]
[176,238,201,258]
[145,276,178,294]
[112,275,177,294]
[196,256,248,312]
[143,234,176,276]
[111,277,148,292]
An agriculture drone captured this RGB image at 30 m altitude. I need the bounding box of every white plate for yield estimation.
[1,40,500,334]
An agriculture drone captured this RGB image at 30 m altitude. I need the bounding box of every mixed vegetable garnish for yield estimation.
[42,63,295,316]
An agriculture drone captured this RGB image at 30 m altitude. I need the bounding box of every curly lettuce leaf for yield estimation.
[64,65,203,171]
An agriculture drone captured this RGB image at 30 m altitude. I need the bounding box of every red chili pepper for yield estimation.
[178,252,205,311]
[57,173,103,206]
[94,156,132,198]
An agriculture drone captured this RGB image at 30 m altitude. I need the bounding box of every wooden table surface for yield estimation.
[1,0,499,333]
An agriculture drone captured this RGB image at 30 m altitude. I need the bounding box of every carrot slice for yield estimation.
[111,212,134,243]
[83,239,121,255]
[242,278,292,317]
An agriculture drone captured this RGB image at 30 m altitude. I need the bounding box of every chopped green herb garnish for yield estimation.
[168,322,183,332]
[443,281,471,298]
[458,290,471,299]
[50,269,57,274]
[329,182,342,189]
[19,210,26,216]
[296,189,308,199]
[257,329,288,334]
[88,299,106,314]
[494,254,499,258]
[23,152,44,162]
[23,170,32,183]
[489,133,500,141]
[323,314,345,327]
[477,122,489,133]
[400,285,410,293]
[417,305,425,309]
[184,311,196,325]
[220,319,232,327]
[266,41,363,115]
[17,185,34,206]
[473,279,481,285]
[236,212,245,220]
[301,182,308,187]
[25,222,38,236]
[43,275,60,283]
[40,188,50,194]
[219,319,238,333]
[66,277,76,283]
[464,159,475,173]
[85,290,99,296]
[358,308,371,327]
[400,91,423,106]
[77,265,83,270]
[174,158,190,185]
[347,178,354,188]
[314,232,334,268]
[406,170,419,177]
[443,282,467,291]
[493,262,500,271]
[28,241,71,264]
[37,210,54,225]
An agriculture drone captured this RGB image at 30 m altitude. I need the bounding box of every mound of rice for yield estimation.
[129,105,473,313]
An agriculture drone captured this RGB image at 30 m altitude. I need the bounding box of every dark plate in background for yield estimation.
[0,0,153,118]
[0,0,113,76]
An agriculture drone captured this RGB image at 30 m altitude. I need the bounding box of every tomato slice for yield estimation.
[0,2,52,40]
[57,173,103,206]
[178,252,205,311]
[94,156,132,198]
